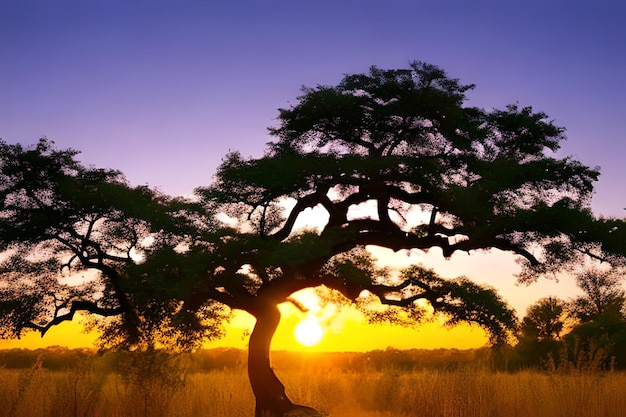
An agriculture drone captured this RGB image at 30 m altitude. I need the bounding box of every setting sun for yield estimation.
[294,318,324,346]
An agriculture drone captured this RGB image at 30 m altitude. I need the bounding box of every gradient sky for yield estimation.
[1,0,625,350]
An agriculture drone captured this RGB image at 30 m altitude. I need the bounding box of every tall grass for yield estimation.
[1,362,626,417]
[280,368,626,417]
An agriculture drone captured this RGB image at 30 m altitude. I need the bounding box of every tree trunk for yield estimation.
[248,302,322,417]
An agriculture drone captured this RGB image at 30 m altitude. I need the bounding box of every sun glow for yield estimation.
[294,317,324,346]
[287,287,335,347]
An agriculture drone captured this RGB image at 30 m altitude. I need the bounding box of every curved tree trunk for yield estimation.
[248,302,322,417]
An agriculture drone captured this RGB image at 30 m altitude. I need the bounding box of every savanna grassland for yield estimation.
[1,348,626,417]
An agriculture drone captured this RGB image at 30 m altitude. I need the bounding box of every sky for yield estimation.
[1,0,625,351]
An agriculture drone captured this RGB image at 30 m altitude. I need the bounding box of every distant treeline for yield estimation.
[2,344,620,374]
[0,346,487,373]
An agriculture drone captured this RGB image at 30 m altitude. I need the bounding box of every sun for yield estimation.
[294,318,324,346]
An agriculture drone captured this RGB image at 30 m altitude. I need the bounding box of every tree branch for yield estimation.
[330,222,540,266]
[269,193,322,241]
[26,301,124,337]
[366,278,440,307]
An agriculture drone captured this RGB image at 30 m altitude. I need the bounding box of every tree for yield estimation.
[522,297,567,342]
[2,62,624,416]
[516,297,568,369]
[0,138,228,349]
[569,268,625,323]
[564,268,626,369]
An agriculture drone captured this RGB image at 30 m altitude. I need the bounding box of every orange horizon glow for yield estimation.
[0,294,489,352]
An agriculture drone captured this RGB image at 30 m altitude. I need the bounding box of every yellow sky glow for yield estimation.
[0,243,585,352]
[0,241,587,353]
[0,293,488,352]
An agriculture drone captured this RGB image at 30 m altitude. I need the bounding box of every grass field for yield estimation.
[2,358,626,417]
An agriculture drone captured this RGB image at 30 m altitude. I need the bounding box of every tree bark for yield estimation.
[248,302,322,417]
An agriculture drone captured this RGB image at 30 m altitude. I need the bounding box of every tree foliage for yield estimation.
[205,62,610,283]
[514,268,626,371]
[521,297,567,342]
[0,138,228,349]
[2,61,626,415]
[514,297,568,369]
[569,268,625,323]
[561,268,626,370]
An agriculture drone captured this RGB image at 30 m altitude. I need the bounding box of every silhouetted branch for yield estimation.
[26,301,123,337]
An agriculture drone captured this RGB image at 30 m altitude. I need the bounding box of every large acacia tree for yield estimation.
[2,62,624,417]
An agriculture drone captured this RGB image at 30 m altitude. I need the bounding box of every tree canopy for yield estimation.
[521,297,567,342]
[514,268,626,372]
[569,268,626,323]
[0,139,228,349]
[204,62,616,281]
[2,61,625,416]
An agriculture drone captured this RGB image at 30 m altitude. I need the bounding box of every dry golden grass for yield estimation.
[281,368,626,417]
[1,363,626,417]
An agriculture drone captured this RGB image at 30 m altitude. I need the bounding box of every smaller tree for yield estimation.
[521,297,567,342]
[569,268,625,323]
[564,268,626,369]
[516,297,568,369]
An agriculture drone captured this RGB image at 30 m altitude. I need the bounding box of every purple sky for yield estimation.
[2,1,624,217]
